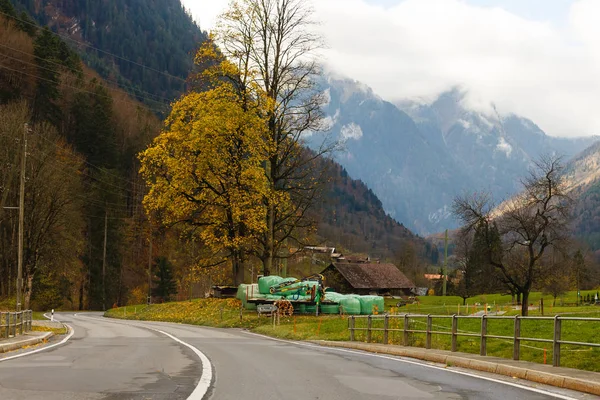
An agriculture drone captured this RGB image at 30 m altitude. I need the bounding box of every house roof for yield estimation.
[327,263,415,289]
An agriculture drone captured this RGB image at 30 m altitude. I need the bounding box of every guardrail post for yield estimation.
[10,312,15,337]
[553,316,561,367]
[349,316,355,341]
[28,310,32,331]
[383,314,389,344]
[513,316,521,360]
[367,315,372,343]
[19,312,23,335]
[451,315,458,352]
[426,314,432,349]
[4,313,8,338]
[480,315,487,356]
[403,314,409,346]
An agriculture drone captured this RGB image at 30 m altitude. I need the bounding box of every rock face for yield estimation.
[311,76,598,235]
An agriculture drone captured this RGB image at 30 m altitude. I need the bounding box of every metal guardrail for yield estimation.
[0,310,33,339]
[348,314,600,367]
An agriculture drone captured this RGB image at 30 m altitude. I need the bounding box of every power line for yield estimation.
[27,151,137,201]
[0,63,170,115]
[0,43,173,105]
[0,42,176,105]
[0,9,188,84]
[32,132,147,191]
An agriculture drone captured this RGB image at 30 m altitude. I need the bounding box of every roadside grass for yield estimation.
[105,298,351,341]
[32,311,47,320]
[31,325,68,335]
[105,294,600,373]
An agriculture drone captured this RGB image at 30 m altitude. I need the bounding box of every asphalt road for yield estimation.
[0,313,586,399]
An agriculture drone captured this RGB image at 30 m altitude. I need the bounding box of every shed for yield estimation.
[320,263,416,296]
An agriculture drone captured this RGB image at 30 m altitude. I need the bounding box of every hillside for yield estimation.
[0,2,161,310]
[310,75,597,235]
[315,158,438,263]
[562,141,600,252]
[0,0,436,309]
[8,0,206,111]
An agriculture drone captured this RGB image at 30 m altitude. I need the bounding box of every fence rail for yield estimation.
[0,310,33,339]
[348,314,600,367]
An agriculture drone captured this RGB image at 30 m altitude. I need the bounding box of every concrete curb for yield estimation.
[0,332,53,354]
[312,341,600,397]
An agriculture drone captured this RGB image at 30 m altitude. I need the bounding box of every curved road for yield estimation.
[0,313,586,399]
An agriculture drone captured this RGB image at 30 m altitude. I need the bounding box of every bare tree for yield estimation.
[214,0,335,275]
[453,155,573,316]
[0,102,84,308]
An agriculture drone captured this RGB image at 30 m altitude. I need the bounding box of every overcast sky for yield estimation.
[181,0,600,138]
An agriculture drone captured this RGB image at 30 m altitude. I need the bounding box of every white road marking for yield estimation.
[242,331,579,400]
[0,317,74,363]
[75,314,213,400]
[156,329,212,400]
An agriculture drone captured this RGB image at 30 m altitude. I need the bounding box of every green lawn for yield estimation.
[104,293,600,373]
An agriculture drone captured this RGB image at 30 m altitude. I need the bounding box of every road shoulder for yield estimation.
[311,340,600,397]
[0,331,53,354]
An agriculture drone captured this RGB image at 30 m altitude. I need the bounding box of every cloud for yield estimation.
[181,0,229,32]
[183,0,600,137]
[313,0,600,137]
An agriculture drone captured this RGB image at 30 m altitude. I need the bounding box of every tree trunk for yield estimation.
[521,291,530,316]
[516,292,522,305]
[232,250,245,286]
[24,274,33,310]
[463,297,467,306]
[263,202,274,276]
[78,277,84,310]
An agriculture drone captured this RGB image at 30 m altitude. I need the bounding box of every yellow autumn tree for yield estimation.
[139,46,269,285]
[214,0,334,275]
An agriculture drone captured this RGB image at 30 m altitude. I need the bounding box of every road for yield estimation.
[0,313,585,399]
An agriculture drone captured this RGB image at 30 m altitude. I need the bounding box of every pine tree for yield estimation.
[152,257,177,302]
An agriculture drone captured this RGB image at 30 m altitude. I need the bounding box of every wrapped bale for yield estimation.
[320,303,340,314]
[237,283,260,300]
[358,295,385,315]
[274,282,309,297]
[258,276,284,294]
[258,275,298,294]
[323,292,345,303]
[339,296,361,315]
[236,284,248,301]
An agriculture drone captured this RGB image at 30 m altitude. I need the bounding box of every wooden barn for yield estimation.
[320,262,416,296]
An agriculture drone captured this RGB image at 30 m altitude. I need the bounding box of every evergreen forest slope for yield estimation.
[8,0,206,112]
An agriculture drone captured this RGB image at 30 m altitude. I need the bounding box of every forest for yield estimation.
[0,0,436,310]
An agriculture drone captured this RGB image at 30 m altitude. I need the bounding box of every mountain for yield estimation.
[562,141,600,251]
[314,157,438,263]
[8,0,206,111]
[310,74,466,235]
[313,76,598,235]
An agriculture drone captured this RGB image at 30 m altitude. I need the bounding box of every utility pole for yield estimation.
[102,210,107,311]
[16,123,27,311]
[443,229,448,297]
[147,236,152,305]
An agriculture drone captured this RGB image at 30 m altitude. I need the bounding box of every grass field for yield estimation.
[105,291,600,373]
